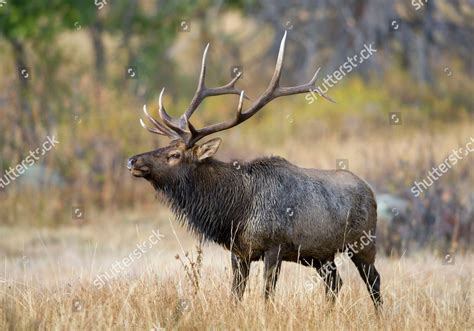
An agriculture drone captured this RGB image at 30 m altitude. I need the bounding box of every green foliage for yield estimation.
[0,0,96,41]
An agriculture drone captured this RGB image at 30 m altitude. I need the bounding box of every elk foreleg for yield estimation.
[263,248,283,300]
[231,254,250,300]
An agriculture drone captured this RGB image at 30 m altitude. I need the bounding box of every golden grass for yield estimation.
[1,215,472,330]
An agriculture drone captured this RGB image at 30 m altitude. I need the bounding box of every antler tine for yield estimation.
[158,88,190,137]
[197,43,210,90]
[181,43,248,125]
[236,90,244,115]
[268,30,287,89]
[140,118,166,136]
[142,105,174,136]
[307,68,336,103]
[273,67,336,103]
[141,105,178,137]
[179,43,210,126]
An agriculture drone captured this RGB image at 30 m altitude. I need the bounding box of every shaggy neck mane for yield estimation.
[157,159,251,248]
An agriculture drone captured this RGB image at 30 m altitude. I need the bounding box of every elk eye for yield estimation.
[167,152,181,160]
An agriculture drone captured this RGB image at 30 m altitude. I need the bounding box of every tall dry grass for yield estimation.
[1,213,472,330]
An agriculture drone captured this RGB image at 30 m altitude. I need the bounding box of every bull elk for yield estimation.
[128,32,382,308]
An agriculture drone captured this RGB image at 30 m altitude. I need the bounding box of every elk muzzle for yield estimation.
[127,156,150,177]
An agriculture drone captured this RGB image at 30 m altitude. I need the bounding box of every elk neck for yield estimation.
[158,158,252,248]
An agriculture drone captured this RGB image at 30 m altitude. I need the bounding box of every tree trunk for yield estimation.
[90,20,106,83]
[9,38,38,148]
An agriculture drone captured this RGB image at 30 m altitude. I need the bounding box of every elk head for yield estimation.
[127,31,332,185]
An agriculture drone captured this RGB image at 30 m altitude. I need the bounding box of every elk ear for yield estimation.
[196,138,222,161]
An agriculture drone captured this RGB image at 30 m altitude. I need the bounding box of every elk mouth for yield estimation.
[130,166,150,177]
[128,157,150,177]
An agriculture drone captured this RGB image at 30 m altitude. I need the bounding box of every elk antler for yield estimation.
[140,31,333,146]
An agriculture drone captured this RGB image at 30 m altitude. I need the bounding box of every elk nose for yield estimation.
[127,157,136,170]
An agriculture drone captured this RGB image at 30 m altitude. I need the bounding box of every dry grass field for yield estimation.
[1,209,472,330]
